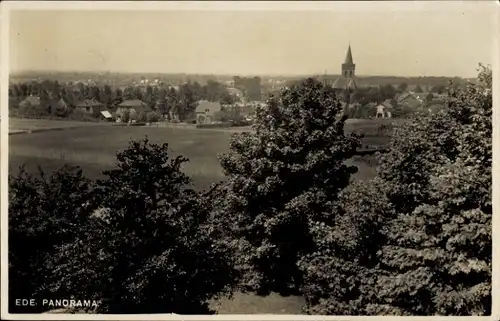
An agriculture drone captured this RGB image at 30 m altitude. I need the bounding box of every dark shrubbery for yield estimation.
[299,65,492,315]
[9,139,237,314]
[215,78,360,295]
[9,166,96,313]
[9,66,491,316]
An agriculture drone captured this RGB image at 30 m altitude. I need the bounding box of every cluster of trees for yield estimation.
[233,76,262,101]
[345,82,450,119]
[9,65,491,315]
[9,79,238,121]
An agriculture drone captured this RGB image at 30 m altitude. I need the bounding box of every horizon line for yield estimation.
[9,69,476,80]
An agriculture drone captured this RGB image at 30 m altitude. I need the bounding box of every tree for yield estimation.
[414,84,423,93]
[50,138,237,313]
[156,88,167,117]
[137,111,147,122]
[103,85,113,107]
[9,166,96,313]
[121,109,130,123]
[431,84,446,94]
[379,84,397,100]
[179,84,198,121]
[398,82,408,91]
[146,111,161,123]
[220,92,235,106]
[298,65,492,315]
[166,87,179,120]
[215,78,361,295]
[374,64,492,315]
[114,88,124,105]
[299,178,393,315]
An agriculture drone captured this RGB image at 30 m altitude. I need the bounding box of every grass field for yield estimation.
[8,118,396,314]
[9,119,393,190]
[9,117,110,132]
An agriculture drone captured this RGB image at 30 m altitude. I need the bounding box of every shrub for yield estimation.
[121,109,130,123]
[374,65,492,315]
[137,111,147,122]
[214,110,231,122]
[216,78,361,295]
[299,178,393,315]
[49,138,237,313]
[299,65,492,315]
[146,111,162,123]
[9,166,96,313]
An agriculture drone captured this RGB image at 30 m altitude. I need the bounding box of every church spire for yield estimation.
[344,44,353,65]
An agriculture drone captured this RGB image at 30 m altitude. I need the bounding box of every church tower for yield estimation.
[332,44,358,92]
[342,45,355,78]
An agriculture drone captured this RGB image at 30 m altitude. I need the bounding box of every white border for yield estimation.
[1,1,498,320]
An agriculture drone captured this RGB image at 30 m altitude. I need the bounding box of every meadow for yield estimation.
[9,119,395,189]
[8,118,395,314]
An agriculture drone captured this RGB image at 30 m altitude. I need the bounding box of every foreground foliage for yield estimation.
[9,139,236,313]
[216,78,360,295]
[9,66,491,316]
[300,65,492,315]
[9,166,96,313]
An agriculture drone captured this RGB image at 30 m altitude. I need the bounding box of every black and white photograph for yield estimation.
[1,1,497,318]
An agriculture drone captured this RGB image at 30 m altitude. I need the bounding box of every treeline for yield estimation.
[9,65,491,315]
[233,76,262,101]
[8,79,239,121]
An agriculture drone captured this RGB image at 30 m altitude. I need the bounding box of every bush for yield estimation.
[137,111,147,122]
[214,110,231,122]
[215,78,361,295]
[9,166,96,313]
[49,138,237,313]
[299,178,393,315]
[299,65,492,315]
[121,109,130,123]
[375,65,492,315]
[146,111,161,123]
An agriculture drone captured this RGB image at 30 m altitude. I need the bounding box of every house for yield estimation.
[76,98,105,115]
[99,110,114,122]
[375,104,392,119]
[381,99,394,110]
[18,95,41,109]
[116,99,151,119]
[397,93,423,109]
[48,98,69,115]
[196,100,222,124]
[331,45,358,93]
[227,87,245,101]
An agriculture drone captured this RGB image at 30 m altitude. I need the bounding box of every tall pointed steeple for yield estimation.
[332,43,358,94]
[341,43,356,79]
[345,44,353,64]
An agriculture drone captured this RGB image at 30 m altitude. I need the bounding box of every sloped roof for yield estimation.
[77,98,104,108]
[332,76,358,90]
[344,45,354,64]
[382,100,394,109]
[100,110,113,119]
[227,87,244,96]
[19,96,41,107]
[118,99,146,108]
[196,100,222,114]
[132,106,153,114]
[49,98,68,110]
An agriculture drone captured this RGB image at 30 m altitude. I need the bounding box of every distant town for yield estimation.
[9,45,474,127]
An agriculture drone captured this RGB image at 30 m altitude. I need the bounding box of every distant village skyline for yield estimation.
[7,2,496,78]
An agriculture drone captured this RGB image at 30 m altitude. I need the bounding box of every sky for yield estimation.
[7,2,498,78]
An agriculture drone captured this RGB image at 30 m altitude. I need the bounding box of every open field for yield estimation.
[9,119,396,189]
[8,118,396,314]
[9,117,111,132]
